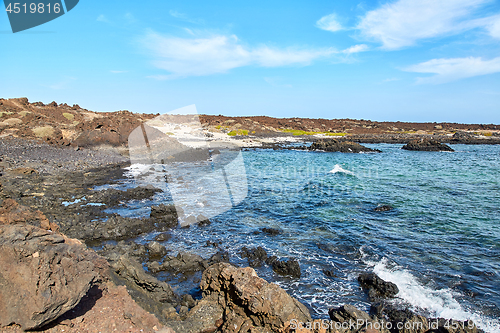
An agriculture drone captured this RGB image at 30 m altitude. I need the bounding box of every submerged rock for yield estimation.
[310,139,382,153]
[402,138,454,151]
[374,204,394,212]
[358,272,399,299]
[267,256,302,278]
[241,246,268,267]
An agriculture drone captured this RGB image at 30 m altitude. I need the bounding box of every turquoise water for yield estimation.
[118,144,500,332]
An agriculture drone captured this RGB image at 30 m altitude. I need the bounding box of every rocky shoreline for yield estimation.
[0,135,487,333]
[1,97,496,332]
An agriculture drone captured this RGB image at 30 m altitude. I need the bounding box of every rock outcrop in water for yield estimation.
[402,138,454,151]
[168,262,312,333]
[310,139,381,153]
[358,272,399,299]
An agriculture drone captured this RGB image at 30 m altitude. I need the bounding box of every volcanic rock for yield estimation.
[0,223,108,330]
[171,262,312,333]
[358,272,399,299]
[402,139,454,151]
[310,139,381,153]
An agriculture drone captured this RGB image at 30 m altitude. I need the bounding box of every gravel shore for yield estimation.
[0,137,129,175]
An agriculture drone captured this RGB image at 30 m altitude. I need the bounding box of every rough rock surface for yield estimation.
[0,223,108,330]
[150,204,180,229]
[358,272,399,299]
[267,256,302,278]
[402,139,454,151]
[241,246,268,267]
[0,198,59,231]
[111,255,180,323]
[309,139,381,153]
[1,282,173,333]
[175,262,312,333]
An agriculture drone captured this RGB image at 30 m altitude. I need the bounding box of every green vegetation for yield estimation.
[62,112,75,121]
[0,111,13,118]
[19,111,31,117]
[33,126,54,138]
[228,129,249,136]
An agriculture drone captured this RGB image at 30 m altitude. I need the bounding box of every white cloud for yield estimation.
[342,44,369,54]
[357,0,493,49]
[404,56,500,83]
[140,31,337,78]
[316,13,343,32]
[485,14,500,38]
[97,14,109,23]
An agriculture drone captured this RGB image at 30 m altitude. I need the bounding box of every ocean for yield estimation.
[103,143,500,332]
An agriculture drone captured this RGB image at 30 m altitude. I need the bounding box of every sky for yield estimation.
[1,0,500,123]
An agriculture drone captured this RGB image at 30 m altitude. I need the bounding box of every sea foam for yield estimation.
[329,164,355,176]
[368,258,500,333]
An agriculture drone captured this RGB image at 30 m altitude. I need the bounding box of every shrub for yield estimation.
[62,112,74,121]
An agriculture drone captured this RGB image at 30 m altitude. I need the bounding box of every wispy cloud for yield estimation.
[97,14,109,23]
[316,13,343,32]
[342,44,369,54]
[381,77,401,83]
[404,56,500,84]
[169,10,204,24]
[140,31,338,78]
[356,0,498,50]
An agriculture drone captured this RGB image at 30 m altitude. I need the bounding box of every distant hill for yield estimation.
[1,97,499,148]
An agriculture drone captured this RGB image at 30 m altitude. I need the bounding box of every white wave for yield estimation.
[328,164,355,176]
[367,258,500,333]
[125,163,152,177]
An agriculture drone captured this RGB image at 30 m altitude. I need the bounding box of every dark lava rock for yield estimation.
[261,227,283,235]
[97,240,148,264]
[309,139,381,153]
[0,223,108,330]
[197,214,211,227]
[358,272,399,299]
[111,255,180,323]
[147,251,207,275]
[374,204,394,212]
[72,214,176,242]
[154,232,171,242]
[323,269,338,278]
[146,241,168,259]
[452,131,474,143]
[150,204,179,229]
[91,185,161,207]
[208,250,230,265]
[267,256,301,278]
[329,304,371,323]
[241,246,268,267]
[402,138,454,151]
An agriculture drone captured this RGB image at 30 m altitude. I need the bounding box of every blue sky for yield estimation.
[1,0,500,123]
